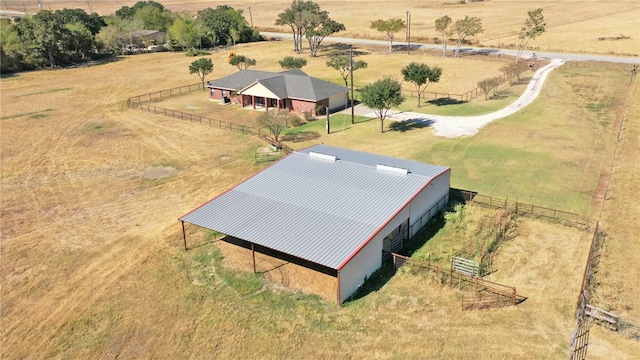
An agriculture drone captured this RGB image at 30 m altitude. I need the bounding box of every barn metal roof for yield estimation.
[180,145,449,270]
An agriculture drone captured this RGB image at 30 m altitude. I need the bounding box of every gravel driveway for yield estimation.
[349,58,565,138]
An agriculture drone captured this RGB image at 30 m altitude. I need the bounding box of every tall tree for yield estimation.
[54,8,105,35]
[134,4,173,31]
[401,62,442,107]
[370,18,405,52]
[325,55,367,88]
[189,57,213,88]
[198,5,253,47]
[360,77,405,132]
[17,10,66,68]
[279,56,307,69]
[304,11,345,57]
[452,15,483,58]
[62,22,94,61]
[434,15,452,57]
[229,54,256,70]
[275,0,321,53]
[169,14,201,50]
[516,8,546,63]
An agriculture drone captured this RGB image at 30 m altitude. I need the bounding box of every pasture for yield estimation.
[3,0,640,56]
[2,4,640,359]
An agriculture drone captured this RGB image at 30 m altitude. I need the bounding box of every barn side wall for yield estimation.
[409,170,451,237]
[339,206,411,303]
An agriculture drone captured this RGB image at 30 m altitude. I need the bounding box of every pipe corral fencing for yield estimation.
[568,222,605,360]
[452,189,590,230]
[391,252,520,310]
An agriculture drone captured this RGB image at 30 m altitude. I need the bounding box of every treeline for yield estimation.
[0,1,261,73]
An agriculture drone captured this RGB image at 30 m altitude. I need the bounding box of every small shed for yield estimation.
[180,145,451,304]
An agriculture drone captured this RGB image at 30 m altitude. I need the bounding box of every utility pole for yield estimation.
[407,12,411,55]
[350,45,355,125]
[405,11,409,42]
[248,7,254,28]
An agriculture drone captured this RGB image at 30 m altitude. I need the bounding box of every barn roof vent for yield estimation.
[309,151,337,162]
[376,164,408,176]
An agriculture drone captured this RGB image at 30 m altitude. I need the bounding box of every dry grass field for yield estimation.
[1,3,640,359]
[4,0,640,56]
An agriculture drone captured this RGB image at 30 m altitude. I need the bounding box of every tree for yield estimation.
[359,77,404,132]
[95,24,123,54]
[169,14,201,50]
[304,11,345,57]
[516,8,546,63]
[134,4,173,32]
[62,22,94,62]
[16,10,66,68]
[116,1,165,19]
[325,55,367,88]
[275,0,319,53]
[434,15,452,57]
[257,109,297,142]
[189,58,213,89]
[500,62,529,85]
[229,54,256,70]
[198,5,254,47]
[452,15,483,58]
[279,56,307,69]
[370,18,405,52]
[401,62,442,107]
[477,77,500,100]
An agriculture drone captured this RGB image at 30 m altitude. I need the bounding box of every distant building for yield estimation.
[205,69,349,116]
[180,145,451,304]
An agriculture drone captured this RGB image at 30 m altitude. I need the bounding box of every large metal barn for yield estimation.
[180,144,451,304]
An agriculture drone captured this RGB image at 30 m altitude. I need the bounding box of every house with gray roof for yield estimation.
[179,145,451,304]
[205,69,349,116]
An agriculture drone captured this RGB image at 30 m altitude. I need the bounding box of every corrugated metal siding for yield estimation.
[181,145,450,269]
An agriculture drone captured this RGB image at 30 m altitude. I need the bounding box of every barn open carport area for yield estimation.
[180,144,451,304]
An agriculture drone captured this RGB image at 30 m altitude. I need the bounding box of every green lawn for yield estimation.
[282,65,624,217]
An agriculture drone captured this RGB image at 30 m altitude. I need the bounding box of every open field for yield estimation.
[3,0,639,57]
[2,35,640,360]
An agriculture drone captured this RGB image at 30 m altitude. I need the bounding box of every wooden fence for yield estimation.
[391,253,518,310]
[126,99,294,154]
[127,83,205,105]
[456,190,590,229]
[401,67,528,103]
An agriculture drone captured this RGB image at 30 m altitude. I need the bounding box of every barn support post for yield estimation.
[181,221,187,250]
[336,270,341,306]
[251,243,256,273]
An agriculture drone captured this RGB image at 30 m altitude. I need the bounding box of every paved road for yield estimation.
[261,31,640,65]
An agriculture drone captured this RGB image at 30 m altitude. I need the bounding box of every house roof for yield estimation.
[180,144,449,270]
[206,69,348,101]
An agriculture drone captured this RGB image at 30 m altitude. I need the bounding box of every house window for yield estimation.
[210,88,215,97]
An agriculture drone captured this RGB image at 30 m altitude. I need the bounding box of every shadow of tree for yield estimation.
[389,119,433,132]
[281,131,321,143]
[322,43,369,57]
[427,97,467,106]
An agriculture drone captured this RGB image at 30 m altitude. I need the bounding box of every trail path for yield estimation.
[352,58,565,138]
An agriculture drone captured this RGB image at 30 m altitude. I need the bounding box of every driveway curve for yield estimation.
[352,58,566,138]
